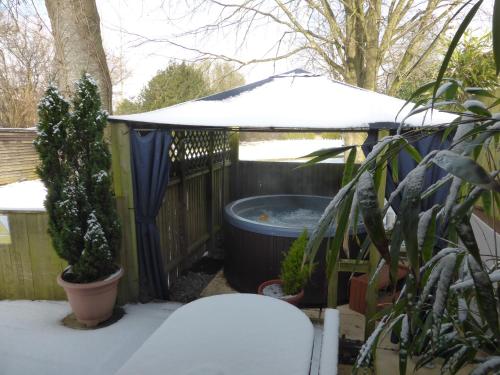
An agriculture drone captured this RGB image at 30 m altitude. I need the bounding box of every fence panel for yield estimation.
[233,160,348,199]
[153,129,232,289]
[0,212,66,300]
[0,129,39,185]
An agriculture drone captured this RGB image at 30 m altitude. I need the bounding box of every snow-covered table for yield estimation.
[116,294,316,375]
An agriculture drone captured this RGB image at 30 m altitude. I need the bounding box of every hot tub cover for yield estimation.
[116,294,314,375]
[108,69,456,131]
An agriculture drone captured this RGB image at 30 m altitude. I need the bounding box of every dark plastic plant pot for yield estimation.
[257,279,304,306]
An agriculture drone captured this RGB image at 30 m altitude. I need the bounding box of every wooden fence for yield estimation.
[0,128,39,185]
[0,211,66,300]
[109,124,235,301]
[232,160,348,199]
[0,125,233,302]
[157,164,230,287]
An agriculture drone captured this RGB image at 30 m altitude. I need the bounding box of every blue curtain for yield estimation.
[131,129,172,301]
[362,130,452,212]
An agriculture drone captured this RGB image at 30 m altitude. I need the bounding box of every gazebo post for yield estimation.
[229,131,240,201]
[364,129,389,339]
[109,122,140,303]
[207,132,216,255]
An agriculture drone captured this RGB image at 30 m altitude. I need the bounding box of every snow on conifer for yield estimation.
[35,74,120,283]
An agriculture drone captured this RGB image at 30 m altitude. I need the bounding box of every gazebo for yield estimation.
[107,69,455,336]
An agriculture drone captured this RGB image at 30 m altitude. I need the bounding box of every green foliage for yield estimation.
[202,61,245,93]
[35,74,120,283]
[305,23,499,373]
[447,33,498,90]
[115,98,142,115]
[140,62,210,112]
[396,33,497,100]
[279,229,313,295]
[114,61,246,115]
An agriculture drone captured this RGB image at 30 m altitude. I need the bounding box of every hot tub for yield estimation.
[224,194,365,306]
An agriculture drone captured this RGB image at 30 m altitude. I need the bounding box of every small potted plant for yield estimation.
[258,229,313,306]
[35,74,122,327]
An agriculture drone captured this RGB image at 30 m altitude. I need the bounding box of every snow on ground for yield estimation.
[0,180,46,211]
[0,300,182,375]
[239,139,344,162]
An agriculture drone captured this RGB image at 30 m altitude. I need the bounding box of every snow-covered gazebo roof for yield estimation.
[108,69,455,131]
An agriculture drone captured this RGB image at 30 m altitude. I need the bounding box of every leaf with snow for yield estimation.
[417,205,439,263]
[432,150,500,192]
[442,345,476,375]
[432,253,458,342]
[356,171,391,264]
[467,255,500,338]
[355,319,387,370]
[400,163,427,277]
[470,357,500,375]
[463,99,491,117]
[297,145,355,167]
[416,256,448,310]
[399,314,410,375]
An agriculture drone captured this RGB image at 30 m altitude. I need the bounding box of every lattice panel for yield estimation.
[168,130,230,177]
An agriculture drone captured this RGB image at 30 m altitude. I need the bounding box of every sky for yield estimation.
[27,0,494,103]
[96,0,296,102]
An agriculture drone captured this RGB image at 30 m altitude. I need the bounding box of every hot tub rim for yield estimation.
[224,194,366,238]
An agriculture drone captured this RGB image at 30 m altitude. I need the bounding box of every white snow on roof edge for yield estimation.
[108,70,457,130]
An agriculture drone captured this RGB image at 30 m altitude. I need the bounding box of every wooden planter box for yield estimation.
[349,265,408,315]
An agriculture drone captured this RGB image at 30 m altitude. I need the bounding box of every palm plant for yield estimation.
[304,1,500,373]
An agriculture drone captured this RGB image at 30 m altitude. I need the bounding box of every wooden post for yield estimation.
[364,129,389,339]
[229,131,240,200]
[179,131,190,261]
[207,132,216,255]
[108,122,139,303]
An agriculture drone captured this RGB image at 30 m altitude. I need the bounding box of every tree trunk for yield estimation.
[44,0,112,112]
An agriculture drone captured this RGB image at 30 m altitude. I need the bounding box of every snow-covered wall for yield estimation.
[0,180,46,212]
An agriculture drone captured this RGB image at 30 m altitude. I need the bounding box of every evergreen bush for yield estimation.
[280,229,314,295]
[35,74,120,283]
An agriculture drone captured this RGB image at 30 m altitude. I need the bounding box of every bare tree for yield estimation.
[164,0,463,94]
[0,13,52,128]
[44,0,112,111]
[200,61,246,93]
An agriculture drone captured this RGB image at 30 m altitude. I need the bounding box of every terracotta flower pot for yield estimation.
[257,279,304,306]
[57,267,124,327]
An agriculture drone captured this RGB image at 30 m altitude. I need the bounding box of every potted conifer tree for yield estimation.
[258,229,314,306]
[35,74,122,327]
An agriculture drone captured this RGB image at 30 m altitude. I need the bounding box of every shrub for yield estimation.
[34,74,120,283]
[280,229,314,295]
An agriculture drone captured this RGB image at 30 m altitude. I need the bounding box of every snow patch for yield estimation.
[239,139,344,162]
[0,180,47,211]
[0,300,182,375]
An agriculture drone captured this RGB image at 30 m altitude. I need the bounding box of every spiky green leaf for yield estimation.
[463,99,492,117]
[400,164,426,277]
[297,146,355,168]
[468,255,500,338]
[493,0,500,74]
[470,356,500,375]
[432,0,483,100]
[432,253,458,342]
[433,150,500,192]
[418,205,440,263]
[356,171,391,264]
